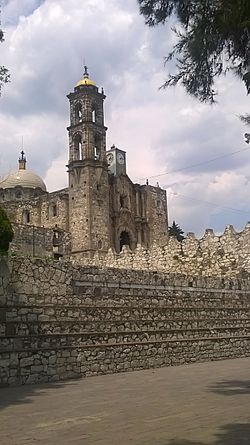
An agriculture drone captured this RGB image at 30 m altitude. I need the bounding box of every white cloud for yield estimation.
[1,0,250,237]
[2,0,44,26]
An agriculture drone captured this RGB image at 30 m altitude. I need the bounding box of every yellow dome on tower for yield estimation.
[76,66,96,87]
[76,77,95,87]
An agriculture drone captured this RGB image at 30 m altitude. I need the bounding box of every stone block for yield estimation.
[20,357,34,367]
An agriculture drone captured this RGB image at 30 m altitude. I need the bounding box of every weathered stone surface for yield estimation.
[68,222,250,278]
[0,258,250,386]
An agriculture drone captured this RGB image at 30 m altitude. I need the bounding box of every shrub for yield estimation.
[0,207,14,255]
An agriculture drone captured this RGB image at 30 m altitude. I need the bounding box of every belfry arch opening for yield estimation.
[74,134,83,160]
[92,102,99,123]
[119,230,130,252]
[92,107,96,123]
[75,103,82,123]
[94,135,101,160]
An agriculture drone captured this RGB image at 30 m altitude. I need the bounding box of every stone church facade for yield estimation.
[0,67,168,258]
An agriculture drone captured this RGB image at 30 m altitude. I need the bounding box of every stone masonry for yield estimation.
[0,257,250,386]
[10,223,71,258]
[70,222,250,278]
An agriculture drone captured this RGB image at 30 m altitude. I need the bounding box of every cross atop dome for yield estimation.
[18,150,26,170]
[83,65,89,78]
[75,65,96,88]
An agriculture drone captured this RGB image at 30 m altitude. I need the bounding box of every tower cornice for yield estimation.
[67,122,108,132]
[67,159,108,170]
[67,89,106,100]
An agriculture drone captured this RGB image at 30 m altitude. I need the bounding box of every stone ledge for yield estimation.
[73,281,250,293]
[3,317,250,324]
[1,335,250,354]
[2,325,250,339]
[2,304,250,310]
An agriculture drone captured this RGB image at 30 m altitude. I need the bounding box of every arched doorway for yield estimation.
[120,230,130,252]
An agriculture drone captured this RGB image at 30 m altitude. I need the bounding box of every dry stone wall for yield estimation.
[70,223,250,277]
[0,257,250,386]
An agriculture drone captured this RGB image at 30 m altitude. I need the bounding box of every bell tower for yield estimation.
[67,67,110,254]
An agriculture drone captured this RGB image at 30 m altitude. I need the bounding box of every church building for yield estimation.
[0,67,168,259]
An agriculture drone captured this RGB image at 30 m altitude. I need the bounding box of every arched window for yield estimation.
[75,103,82,123]
[52,204,57,217]
[23,209,31,224]
[15,190,22,199]
[53,230,60,246]
[50,204,57,217]
[120,231,130,252]
[74,134,83,160]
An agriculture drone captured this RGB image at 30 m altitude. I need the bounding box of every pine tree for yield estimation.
[168,220,185,242]
[138,0,250,103]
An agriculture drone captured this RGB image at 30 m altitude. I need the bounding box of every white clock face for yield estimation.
[117,152,125,164]
[106,153,114,166]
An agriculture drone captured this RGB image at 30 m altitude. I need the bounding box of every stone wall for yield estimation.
[70,223,250,277]
[0,257,250,386]
[10,223,71,258]
[1,188,69,232]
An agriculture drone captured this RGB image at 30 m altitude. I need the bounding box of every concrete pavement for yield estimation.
[0,358,250,445]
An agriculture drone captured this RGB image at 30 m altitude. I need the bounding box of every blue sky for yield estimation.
[0,0,249,237]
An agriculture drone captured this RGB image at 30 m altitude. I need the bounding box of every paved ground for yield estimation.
[0,358,250,445]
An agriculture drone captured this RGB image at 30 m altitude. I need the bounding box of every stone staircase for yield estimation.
[1,272,250,385]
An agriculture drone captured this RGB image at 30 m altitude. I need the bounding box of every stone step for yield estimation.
[2,319,250,336]
[1,328,250,352]
[5,291,250,307]
[3,305,250,323]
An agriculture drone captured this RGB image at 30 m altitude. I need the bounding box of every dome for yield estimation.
[0,169,47,191]
[75,65,96,87]
[0,152,47,192]
[76,77,96,87]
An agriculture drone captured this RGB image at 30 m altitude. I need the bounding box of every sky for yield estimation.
[0,0,250,237]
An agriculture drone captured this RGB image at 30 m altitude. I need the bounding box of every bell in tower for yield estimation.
[67,67,110,255]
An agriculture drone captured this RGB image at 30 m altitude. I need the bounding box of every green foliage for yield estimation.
[169,220,185,242]
[0,207,14,255]
[138,0,250,103]
[0,27,10,94]
[0,65,10,92]
[240,114,250,126]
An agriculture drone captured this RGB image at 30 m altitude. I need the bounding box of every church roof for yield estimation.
[0,152,47,191]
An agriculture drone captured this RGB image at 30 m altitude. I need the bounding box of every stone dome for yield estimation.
[0,169,46,191]
[0,152,47,192]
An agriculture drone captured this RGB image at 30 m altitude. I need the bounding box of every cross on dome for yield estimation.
[75,65,96,87]
[19,150,26,170]
[20,150,26,160]
[83,65,89,78]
